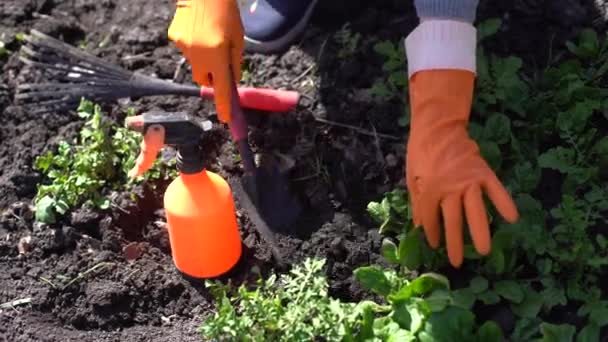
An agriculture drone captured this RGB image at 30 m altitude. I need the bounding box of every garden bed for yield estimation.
[1,0,607,341]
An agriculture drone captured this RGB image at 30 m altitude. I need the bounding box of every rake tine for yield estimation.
[16,80,134,94]
[19,53,128,81]
[14,88,128,103]
[25,30,129,77]
[18,61,131,86]
[15,89,128,104]
[19,100,81,115]
[16,82,128,93]
[21,42,127,79]
[19,56,124,80]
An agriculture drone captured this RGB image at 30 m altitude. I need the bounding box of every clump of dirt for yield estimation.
[1,0,605,341]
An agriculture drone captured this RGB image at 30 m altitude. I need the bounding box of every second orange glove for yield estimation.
[168,0,245,123]
[406,69,520,268]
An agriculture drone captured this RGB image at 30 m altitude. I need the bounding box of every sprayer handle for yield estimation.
[200,86,299,113]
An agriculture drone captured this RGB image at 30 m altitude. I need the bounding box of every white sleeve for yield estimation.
[404,20,477,78]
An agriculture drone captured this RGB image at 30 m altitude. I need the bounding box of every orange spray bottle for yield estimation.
[126,111,242,279]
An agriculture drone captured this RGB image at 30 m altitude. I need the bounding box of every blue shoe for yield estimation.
[238,0,319,53]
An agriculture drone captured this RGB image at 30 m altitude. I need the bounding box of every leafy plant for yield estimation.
[366,18,608,340]
[199,258,362,341]
[353,266,504,341]
[201,257,505,341]
[33,99,176,224]
[334,22,361,59]
[370,39,410,127]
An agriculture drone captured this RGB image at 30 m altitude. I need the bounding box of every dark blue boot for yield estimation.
[238,0,319,53]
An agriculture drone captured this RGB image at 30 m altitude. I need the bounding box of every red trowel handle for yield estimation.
[199,86,299,113]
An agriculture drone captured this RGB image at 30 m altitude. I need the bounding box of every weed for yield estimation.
[33,99,176,224]
[334,23,361,60]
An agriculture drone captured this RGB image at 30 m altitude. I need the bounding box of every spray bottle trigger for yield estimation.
[128,124,166,178]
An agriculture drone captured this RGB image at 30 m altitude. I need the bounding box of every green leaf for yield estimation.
[381,238,399,264]
[478,290,500,305]
[538,147,576,174]
[557,100,599,134]
[477,320,504,342]
[512,317,543,341]
[464,244,484,259]
[511,288,543,318]
[409,304,425,333]
[452,287,476,309]
[512,161,541,193]
[424,290,451,312]
[485,248,506,274]
[494,280,524,303]
[398,228,423,270]
[576,323,599,342]
[540,323,576,342]
[469,122,485,142]
[387,327,416,342]
[592,136,608,156]
[589,304,608,326]
[418,306,476,342]
[541,286,568,311]
[470,276,489,294]
[367,198,390,225]
[374,40,397,58]
[493,56,523,80]
[392,302,413,330]
[98,198,111,210]
[477,18,502,41]
[483,113,511,144]
[480,141,502,171]
[575,28,599,58]
[354,266,392,297]
[410,273,450,295]
[389,283,414,304]
[35,195,56,224]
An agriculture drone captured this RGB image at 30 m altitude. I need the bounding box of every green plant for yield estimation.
[366,18,608,341]
[200,257,506,342]
[334,22,361,59]
[370,39,410,127]
[353,266,504,342]
[200,258,362,341]
[367,188,446,271]
[33,99,176,224]
[0,41,10,59]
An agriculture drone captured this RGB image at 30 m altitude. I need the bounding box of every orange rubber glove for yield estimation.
[168,0,245,123]
[406,69,520,268]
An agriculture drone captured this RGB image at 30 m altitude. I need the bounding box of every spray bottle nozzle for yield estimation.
[126,111,213,144]
[125,111,214,178]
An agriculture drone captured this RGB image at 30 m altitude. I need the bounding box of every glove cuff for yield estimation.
[404,20,477,78]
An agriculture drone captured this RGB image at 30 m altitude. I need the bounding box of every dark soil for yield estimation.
[0,0,606,341]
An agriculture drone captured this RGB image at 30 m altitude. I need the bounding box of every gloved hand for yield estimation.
[168,0,245,123]
[406,69,520,268]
